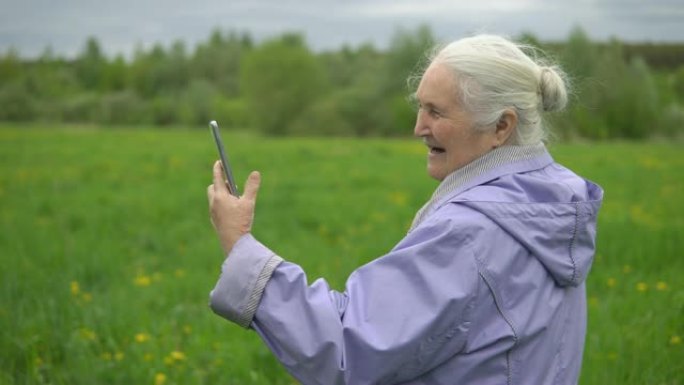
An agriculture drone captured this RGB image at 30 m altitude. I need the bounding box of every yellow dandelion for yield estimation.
[154,372,167,385]
[177,242,187,253]
[16,169,29,182]
[143,164,157,175]
[638,156,663,170]
[135,333,150,343]
[143,353,154,362]
[114,352,124,361]
[182,325,192,335]
[636,282,648,292]
[388,191,408,207]
[101,352,112,361]
[622,265,632,274]
[134,275,151,287]
[70,281,80,296]
[81,292,92,303]
[163,356,174,366]
[168,155,183,169]
[660,185,675,198]
[628,205,659,228]
[371,211,387,222]
[656,281,668,291]
[170,350,186,361]
[670,335,681,345]
[79,328,96,341]
[588,296,599,307]
[317,225,329,237]
[606,278,616,288]
[174,269,186,278]
[36,216,51,226]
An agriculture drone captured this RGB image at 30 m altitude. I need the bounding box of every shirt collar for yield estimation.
[409,143,552,232]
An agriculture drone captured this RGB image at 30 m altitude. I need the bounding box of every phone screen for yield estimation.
[209,120,239,196]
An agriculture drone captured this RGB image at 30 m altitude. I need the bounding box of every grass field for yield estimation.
[0,125,682,385]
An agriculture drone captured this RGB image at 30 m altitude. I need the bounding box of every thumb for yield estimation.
[242,171,261,201]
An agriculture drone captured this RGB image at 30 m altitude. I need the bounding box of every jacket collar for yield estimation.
[409,143,553,232]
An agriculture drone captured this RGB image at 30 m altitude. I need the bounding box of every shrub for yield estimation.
[211,97,249,129]
[150,96,180,126]
[60,93,100,123]
[0,83,35,121]
[179,79,218,127]
[288,96,353,136]
[98,91,147,125]
[658,104,684,138]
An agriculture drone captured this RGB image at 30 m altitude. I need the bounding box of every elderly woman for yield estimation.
[207,34,603,385]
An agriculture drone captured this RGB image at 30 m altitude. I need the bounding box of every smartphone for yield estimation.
[209,120,239,196]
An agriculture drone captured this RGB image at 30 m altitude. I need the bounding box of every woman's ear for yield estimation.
[494,109,518,147]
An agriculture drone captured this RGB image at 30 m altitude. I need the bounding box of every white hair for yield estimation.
[426,34,569,145]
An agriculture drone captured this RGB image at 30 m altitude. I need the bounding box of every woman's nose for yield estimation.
[414,109,429,137]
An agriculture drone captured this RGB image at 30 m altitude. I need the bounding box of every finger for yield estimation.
[212,161,228,194]
[207,184,214,203]
[242,171,261,201]
[206,185,216,226]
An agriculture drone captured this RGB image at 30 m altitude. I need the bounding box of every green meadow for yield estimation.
[0,125,682,385]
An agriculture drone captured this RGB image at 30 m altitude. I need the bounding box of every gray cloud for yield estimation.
[1,0,683,58]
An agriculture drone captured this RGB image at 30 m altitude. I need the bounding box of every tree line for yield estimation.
[1,25,683,139]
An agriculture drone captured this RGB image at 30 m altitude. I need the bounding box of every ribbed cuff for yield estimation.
[209,234,284,328]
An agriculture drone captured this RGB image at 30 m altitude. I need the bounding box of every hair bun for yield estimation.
[539,66,568,112]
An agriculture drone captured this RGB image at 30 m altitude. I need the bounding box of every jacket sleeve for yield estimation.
[210,214,480,385]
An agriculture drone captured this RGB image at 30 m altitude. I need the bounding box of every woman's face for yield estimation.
[413,62,498,181]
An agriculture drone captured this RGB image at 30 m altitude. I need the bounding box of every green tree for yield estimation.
[0,48,22,84]
[562,26,598,80]
[672,66,684,103]
[517,31,544,50]
[178,79,218,126]
[586,41,660,139]
[240,34,328,135]
[193,29,252,97]
[26,47,81,121]
[101,54,128,92]
[384,25,435,95]
[607,56,659,139]
[319,43,383,89]
[129,43,188,97]
[0,48,35,121]
[75,36,106,91]
[563,30,622,139]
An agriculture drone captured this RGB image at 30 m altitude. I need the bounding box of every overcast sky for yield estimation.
[2,0,684,58]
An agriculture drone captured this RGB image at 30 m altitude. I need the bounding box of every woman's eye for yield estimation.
[415,103,442,119]
[428,108,442,118]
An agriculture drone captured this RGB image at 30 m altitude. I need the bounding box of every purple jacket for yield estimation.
[210,144,603,385]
